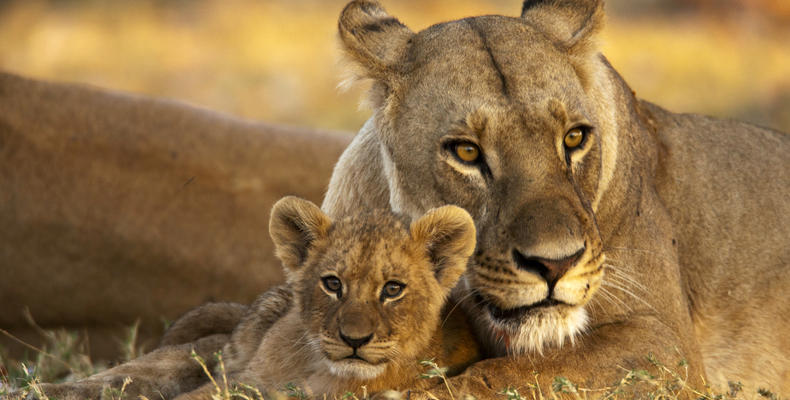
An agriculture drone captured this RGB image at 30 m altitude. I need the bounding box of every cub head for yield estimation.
[269,196,476,379]
[338,0,615,354]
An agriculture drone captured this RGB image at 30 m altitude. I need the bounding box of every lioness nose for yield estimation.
[512,248,584,290]
[340,332,373,349]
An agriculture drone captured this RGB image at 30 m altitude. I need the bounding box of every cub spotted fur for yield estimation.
[212,196,479,397]
[27,197,480,400]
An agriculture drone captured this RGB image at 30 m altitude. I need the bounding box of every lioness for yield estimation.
[27,197,479,399]
[321,0,790,396]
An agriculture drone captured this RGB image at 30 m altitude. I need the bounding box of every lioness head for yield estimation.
[269,196,476,379]
[338,0,615,354]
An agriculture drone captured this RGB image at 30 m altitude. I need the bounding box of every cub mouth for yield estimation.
[327,357,387,380]
[475,293,567,323]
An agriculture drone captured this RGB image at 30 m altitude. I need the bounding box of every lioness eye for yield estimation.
[564,127,585,149]
[381,281,405,300]
[453,142,481,163]
[321,276,342,297]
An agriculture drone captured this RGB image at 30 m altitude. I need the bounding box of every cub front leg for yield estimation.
[160,301,248,346]
[25,286,294,400]
[414,315,705,399]
[166,285,295,400]
[222,285,293,375]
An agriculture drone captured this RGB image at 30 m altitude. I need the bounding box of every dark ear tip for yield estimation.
[521,0,543,16]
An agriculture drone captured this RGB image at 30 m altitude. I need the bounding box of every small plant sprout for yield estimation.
[419,359,455,400]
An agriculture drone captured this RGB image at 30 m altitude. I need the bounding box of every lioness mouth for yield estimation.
[345,353,366,361]
[476,293,564,322]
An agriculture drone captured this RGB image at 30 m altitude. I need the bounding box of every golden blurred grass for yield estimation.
[0,0,788,132]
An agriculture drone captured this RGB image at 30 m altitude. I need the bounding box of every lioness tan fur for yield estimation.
[321,0,790,396]
[0,71,350,359]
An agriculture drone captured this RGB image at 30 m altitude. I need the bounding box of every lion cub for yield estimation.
[183,196,480,398]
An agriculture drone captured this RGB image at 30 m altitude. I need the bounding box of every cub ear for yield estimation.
[520,0,604,57]
[269,196,332,272]
[338,0,414,82]
[410,206,476,292]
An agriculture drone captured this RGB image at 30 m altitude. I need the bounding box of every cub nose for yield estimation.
[512,248,585,290]
[340,332,373,349]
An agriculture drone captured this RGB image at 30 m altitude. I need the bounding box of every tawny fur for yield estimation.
[20,0,790,397]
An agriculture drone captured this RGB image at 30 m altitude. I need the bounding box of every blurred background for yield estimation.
[0,0,788,133]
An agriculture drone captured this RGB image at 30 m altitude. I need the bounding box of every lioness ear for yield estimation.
[269,196,332,272]
[338,0,414,82]
[410,206,476,291]
[520,0,604,57]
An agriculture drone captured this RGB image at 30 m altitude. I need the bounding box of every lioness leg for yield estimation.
[171,382,216,400]
[414,315,705,399]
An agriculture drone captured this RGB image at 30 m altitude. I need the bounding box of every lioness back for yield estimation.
[645,103,790,390]
[184,197,481,398]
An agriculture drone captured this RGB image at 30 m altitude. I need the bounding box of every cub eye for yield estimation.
[321,276,343,297]
[452,142,481,163]
[380,281,406,301]
[563,127,585,149]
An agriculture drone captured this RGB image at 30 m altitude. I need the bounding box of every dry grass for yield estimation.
[1,327,784,400]
[0,328,778,400]
[0,0,788,132]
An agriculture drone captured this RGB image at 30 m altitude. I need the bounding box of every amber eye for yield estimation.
[564,127,585,149]
[453,142,481,163]
[321,276,342,297]
[380,281,406,301]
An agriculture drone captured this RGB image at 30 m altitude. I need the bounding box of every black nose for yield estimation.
[512,248,585,290]
[340,332,373,349]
